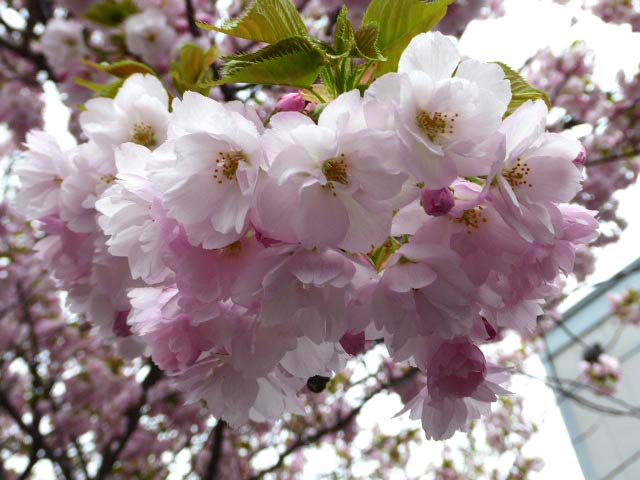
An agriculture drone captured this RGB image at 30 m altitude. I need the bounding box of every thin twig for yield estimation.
[203,420,227,480]
[185,0,201,38]
[249,368,419,480]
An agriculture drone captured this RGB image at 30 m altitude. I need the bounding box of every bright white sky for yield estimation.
[35,0,640,478]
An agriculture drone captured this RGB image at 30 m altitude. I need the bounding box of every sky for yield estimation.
[34,0,640,478]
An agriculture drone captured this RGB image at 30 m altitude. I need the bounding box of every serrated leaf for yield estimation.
[363,0,454,76]
[352,23,385,61]
[171,43,218,95]
[300,85,333,103]
[495,62,552,116]
[334,7,355,55]
[207,37,324,88]
[84,0,139,26]
[74,77,125,98]
[197,0,307,44]
[84,60,155,78]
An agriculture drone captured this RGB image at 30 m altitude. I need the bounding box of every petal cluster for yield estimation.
[15,34,597,439]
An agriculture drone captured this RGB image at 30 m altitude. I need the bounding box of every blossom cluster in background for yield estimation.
[580,352,622,395]
[14,30,598,440]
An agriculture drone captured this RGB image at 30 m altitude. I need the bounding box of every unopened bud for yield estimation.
[421,187,454,217]
[275,92,306,112]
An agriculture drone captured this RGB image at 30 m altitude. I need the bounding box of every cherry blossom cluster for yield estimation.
[609,288,640,325]
[580,352,622,395]
[15,31,598,440]
[585,0,640,32]
[0,202,213,479]
[527,42,640,253]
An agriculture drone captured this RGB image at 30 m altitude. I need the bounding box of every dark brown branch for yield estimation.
[203,419,226,480]
[0,388,75,480]
[0,35,57,81]
[12,283,76,480]
[18,449,38,480]
[185,0,201,38]
[250,368,419,480]
[95,362,163,480]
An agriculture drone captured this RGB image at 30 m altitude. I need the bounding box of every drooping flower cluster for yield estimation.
[580,352,622,395]
[15,31,598,440]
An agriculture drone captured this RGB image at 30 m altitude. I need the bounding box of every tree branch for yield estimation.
[249,368,419,480]
[203,419,226,480]
[94,362,163,480]
[0,35,57,81]
[185,0,201,38]
[0,388,75,480]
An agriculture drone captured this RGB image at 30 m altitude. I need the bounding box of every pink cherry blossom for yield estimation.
[255,91,408,251]
[80,74,170,150]
[15,131,73,218]
[366,32,511,188]
[152,92,262,249]
[399,339,509,440]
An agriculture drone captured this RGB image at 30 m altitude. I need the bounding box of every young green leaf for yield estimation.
[207,37,324,88]
[74,77,125,98]
[334,7,356,55]
[495,62,552,116]
[84,59,156,78]
[363,0,454,76]
[171,44,218,96]
[84,0,139,26]
[352,24,385,61]
[197,0,307,44]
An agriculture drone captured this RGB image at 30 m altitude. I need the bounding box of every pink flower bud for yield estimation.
[427,341,487,398]
[275,92,306,112]
[573,145,587,169]
[339,330,365,356]
[113,310,132,337]
[421,187,455,216]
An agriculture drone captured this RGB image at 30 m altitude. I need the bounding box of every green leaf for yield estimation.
[334,7,356,56]
[171,43,218,95]
[494,62,552,116]
[352,24,385,61]
[363,0,454,76]
[369,237,403,272]
[197,0,307,44]
[299,85,333,103]
[74,77,125,98]
[84,0,139,26]
[84,60,156,78]
[207,37,324,88]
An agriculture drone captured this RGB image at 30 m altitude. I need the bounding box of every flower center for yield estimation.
[416,111,458,143]
[213,150,246,184]
[132,123,157,148]
[100,174,117,185]
[224,240,243,256]
[503,158,533,188]
[322,154,349,192]
[452,206,488,234]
